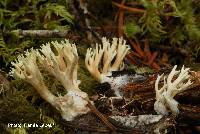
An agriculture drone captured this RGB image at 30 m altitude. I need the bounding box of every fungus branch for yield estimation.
[11,50,56,104]
[85,44,104,82]
[37,40,80,91]
[154,65,192,115]
[10,40,90,121]
[85,37,130,83]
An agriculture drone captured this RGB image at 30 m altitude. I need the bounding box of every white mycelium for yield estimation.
[10,40,90,121]
[104,74,145,97]
[154,65,192,115]
[85,37,130,83]
[110,115,163,128]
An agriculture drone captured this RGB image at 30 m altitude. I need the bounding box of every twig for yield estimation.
[148,51,158,65]
[86,100,117,132]
[6,30,71,38]
[129,39,145,58]
[118,6,125,37]
[151,62,160,70]
[126,52,136,64]
[19,30,70,38]
[112,1,146,13]
[114,0,125,21]
[144,39,151,58]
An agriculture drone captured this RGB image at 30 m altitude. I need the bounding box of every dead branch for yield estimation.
[86,100,117,132]
[8,30,71,38]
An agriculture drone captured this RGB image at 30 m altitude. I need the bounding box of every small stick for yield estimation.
[112,1,145,13]
[117,0,126,37]
[148,51,158,65]
[151,62,160,70]
[118,9,125,37]
[130,51,142,58]
[18,30,69,38]
[126,53,137,64]
[129,39,145,58]
[144,39,151,59]
[86,100,117,132]
[114,0,126,21]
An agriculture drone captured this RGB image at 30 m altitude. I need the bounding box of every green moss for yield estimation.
[78,65,98,95]
[6,128,28,134]
[127,65,154,74]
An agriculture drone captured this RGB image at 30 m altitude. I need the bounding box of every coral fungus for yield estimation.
[10,40,90,121]
[85,37,130,83]
[154,65,192,115]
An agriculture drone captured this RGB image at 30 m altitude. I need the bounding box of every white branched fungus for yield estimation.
[10,40,90,121]
[154,65,192,115]
[85,37,130,83]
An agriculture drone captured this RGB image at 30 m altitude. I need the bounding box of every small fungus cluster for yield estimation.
[85,37,130,83]
[154,65,192,115]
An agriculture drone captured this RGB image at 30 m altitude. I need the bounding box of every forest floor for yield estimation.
[0,0,200,134]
